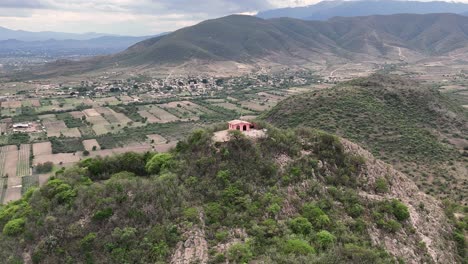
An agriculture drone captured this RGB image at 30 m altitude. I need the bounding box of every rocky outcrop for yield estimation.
[171,227,209,264]
[341,139,457,264]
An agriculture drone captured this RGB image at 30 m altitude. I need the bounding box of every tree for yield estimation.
[146,153,173,175]
[36,162,54,174]
[227,243,253,263]
[289,217,313,235]
[3,218,25,236]
[316,230,336,249]
[282,239,316,255]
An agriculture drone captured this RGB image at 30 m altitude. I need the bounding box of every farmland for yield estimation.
[16,144,30,177]
[0,70,322,203]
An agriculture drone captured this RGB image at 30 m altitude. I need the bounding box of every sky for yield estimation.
[0,0,319,36]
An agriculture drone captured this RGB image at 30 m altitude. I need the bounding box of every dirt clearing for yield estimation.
[83,139,101,151]
[33,142,52,156]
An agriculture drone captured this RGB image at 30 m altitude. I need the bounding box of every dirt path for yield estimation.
[398,47,407,60]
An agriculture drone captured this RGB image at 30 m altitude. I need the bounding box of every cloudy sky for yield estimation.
[0,0,317,36]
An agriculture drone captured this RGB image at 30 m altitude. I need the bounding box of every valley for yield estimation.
[0,8,466,264]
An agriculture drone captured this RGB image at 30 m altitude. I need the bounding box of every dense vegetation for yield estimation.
[264,74,468,202]
[0,125,428,263]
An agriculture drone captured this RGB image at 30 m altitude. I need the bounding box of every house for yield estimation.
[228,120,254,131]
[13,123,29,129]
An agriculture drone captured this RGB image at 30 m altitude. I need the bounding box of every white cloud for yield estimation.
[0,0,279,35]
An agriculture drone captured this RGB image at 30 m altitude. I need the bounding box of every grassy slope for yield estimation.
[264,74,468,202]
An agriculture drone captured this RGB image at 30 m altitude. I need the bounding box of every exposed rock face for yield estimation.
[341,139,457,264]
[171,227,209,264]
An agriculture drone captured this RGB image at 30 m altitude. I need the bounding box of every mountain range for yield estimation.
[0,27,118,42]
[0,36,158,58]
[257,0,468,20]
[34,13,468,76]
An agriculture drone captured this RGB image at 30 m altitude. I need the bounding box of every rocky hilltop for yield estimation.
[0,125,463,263]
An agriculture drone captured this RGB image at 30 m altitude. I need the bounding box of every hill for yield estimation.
[33,13,468,76]
[111,13,468,63]
[264,74,468,203]
[257,0,468,20]
[0,125,464,263]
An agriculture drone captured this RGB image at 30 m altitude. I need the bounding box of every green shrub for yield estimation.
[41,179,76,204]
[81,233,97,251]
[215,231,229,242]
[302,203,325,220]
[391,200,410,221]
[375,177,389,193]
[183,207,199,223]
[205,203,224,225]
[93,208,114,221]
[316,230,336,249]
[289,217,313,235]
[3,218,25,236]
[379,219,402,233]
[227,243,253,263]
[36,162,54,174]
[282,239,316,255]
[146,153,173,175]
[347,204,365,218]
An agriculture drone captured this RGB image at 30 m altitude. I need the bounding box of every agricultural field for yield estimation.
[3,145,18,178]
[22,175,38,194]
[4,184,21,204]
[33,142,52,156]
[0,71,321,204]
[16,144,30,177]
[83,139,101,151]
[159,101,208,120]
[34,153,81,166]
[94,96,120,105]
[240,100,272,112]
[147,134,167,145]
[0,145,10,177]
[0,178,6,204]
[42,119,67,137]
[138,110,160,123]
[213,102,254,115]
[147,105,180,122]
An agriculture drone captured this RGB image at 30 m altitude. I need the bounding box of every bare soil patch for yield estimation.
[69,111,85,119]
[83,108,101,117]
[138,110,160,123]
[4,187,21,204]
[30,99,41,107]
[83,139,101,151]
[33,142,53,156]
[4,145,18,178]
[2,101,22,108]
[147,134,167,145]
[154,142,178,153]
[34,153,81,166]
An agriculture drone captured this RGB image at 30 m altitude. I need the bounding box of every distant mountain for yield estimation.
[0,35,162,58]
[257,0,468,20]
[34,13,468,76]
[0,27,119,41]
[109,13,468,64]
